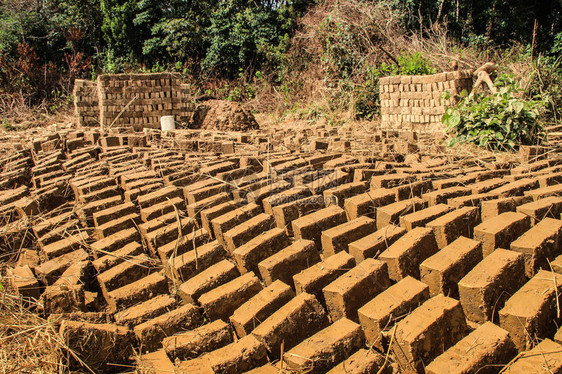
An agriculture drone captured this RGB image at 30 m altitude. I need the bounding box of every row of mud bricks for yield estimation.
[3,130,562,373]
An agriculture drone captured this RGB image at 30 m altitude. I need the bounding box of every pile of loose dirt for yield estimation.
[192,100,259,131]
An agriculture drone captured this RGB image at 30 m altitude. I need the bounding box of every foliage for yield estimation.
[442,75,546,150]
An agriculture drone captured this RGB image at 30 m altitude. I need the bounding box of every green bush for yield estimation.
[442,75,546,151]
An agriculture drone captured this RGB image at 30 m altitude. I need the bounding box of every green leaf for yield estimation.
[513,101,524,114]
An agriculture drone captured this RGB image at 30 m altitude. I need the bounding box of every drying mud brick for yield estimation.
[140,196,186,222]
[60,320,134,373]
[35,249,89,285]
[106,272,168,312]
[177,259,239,304]
[251,292,329,358]
[292,205,347,246]
[198,272,263,321]
[134,304,204,352]
[258,239,320,286]
[97,254,153,297]
[511,218,562,277]
[93,202,137,228]
[458,248,525,323]
[93,212,140,239]
[323,181,368,207]
[272,195,326,235]
[230,280,294,337]
[474,211,531,257]
[348,224,405,262]
[420,236,483,297]
[294,251,356,302]
[263,186,312,214]
[145,217,196,254]
[326,348,390,374]
[378,226,439,281]
[137,186,182,210]
[426,206,480,249]
[425,322,517,374]
[371,174,417,189]
[136,349,175,374]
[114,294,177,327]
[376,197,427,229]
[399,204,453,231]
[422,186,471,206]
[343,189,396,220]
[499,270,562,351]
[489,178,540,197]
[321,216,376,257]
[92,241,143,273]
[392,294,467,374]
[284,318,364,373]
[481,195,533,221]
[8,265,41,299]
[526,184,562,200]
[502,339,562,373]
[157,227,211,264]
[223,213,275,253]
[517,196,562,225]
[211,203,262,249]
[42,233,89,259]
[232,228,290,275]
[358,276,429,349]
[162,320,234,361]
[323,258,390,322]
[186,192,231,220]
[167,240,226,282]
[90,228,141,258]
[200,201,238,238]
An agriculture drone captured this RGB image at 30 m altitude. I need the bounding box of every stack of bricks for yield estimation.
[379,70,473,132]
[73,73,195,130]
[73,80,99,127]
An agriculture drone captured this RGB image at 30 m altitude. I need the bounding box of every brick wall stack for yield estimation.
[73,80,99,127]
[379,70,473,132]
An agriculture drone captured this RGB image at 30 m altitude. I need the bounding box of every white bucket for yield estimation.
[160,116,175,131]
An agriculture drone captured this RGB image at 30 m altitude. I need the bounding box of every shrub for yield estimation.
[442,75,546,151]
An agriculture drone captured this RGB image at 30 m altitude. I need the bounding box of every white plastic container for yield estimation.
[160,116,175,131]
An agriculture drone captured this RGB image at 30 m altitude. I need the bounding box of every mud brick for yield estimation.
[426,322,517,374]
[391,179,434,201]
[392,295,467,373]
[294,251,356,302]
[447,192,498,208]
[271,195,325,235]
[137,186,182,210]
[200,201,237,237]
[94,213,140,240]
[60,321,134,373]
[211,203,262,248]
[185,183,230,205]
[200,160,236,176]
[258,239,320,286]
[320,216,376,257]
[307,170,351,195]
[481,195,533,221]
[136,349,175,374]
[97,254,153,298]
[177,259,240,304]
[379,227,439,281]
[420,236,482,297]
[223,213,275,253]
[469,178,508,194]
[246,180,291,206]
[252,292,329,357]
[138,211,178,237]
[35,249,89,285]
[323,181,368,207]
[327,348,389,374]
[526,183,562,201]
[458,248,525,323]
[399,204,453,231]
[125,183,163,203]
[323,258,390,322]
[114,294,177,327]
[78,185,120,205]
[167,240,226,282]
[41,283,85,314]
[422,186,471,206]
[232,179,269,201]
[348,225,405,262]
[32,210,75,238]
[162,320,234,361]
[90,228,140,260]
[263,187,312,215]
[432,175,477,189]
[292,205,347,246]
[343,189,395,221]
[474,212,531,257]
[284,318,364,373]
[503,339,562,372]
[376,197,427,229]
[199,272,263,322]
[489,178,540,197]
[233,228,290,275]
[157,227,210,264]
[140,196,186,223]
[180,335,267,373]
[371,174,417,189]
[107,272,168,312]
[93,202,136,227]
[517,196,562,225]
[73,177,116,197]
[8,265,40,299]
[511,218,562,277]
[37,219,80,248]
[552,254,562,274]
[43,232,89,259]
[120,170,158,189]
[78,195,122,224]
[426,206,480,249]
[358,276,429,349]
[16,249,40,268]
[500,270,562,351]
[145,217,196,254]
[230,280,294,337]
